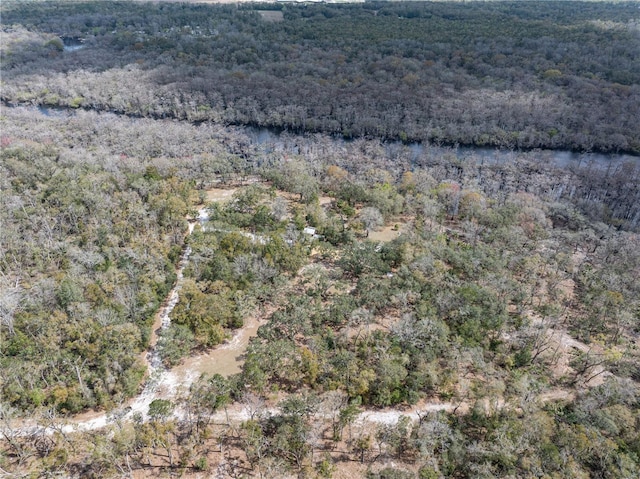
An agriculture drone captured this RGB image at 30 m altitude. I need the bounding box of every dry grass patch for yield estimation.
[256,10,284,23]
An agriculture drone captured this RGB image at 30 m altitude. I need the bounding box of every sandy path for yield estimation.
[2,193,612,437]
[528,313,612,387]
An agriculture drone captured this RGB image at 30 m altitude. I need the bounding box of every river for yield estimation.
[243,125,638,171]
[61,37,86,52]
[17,104,639,171]
[2,108,634,435]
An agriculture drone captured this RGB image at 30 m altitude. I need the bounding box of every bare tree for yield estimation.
[359,207,384,237]
[0,275,23,336]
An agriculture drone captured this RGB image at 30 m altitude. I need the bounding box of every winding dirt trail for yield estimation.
[2,190,252,435]
[3,190,618,438]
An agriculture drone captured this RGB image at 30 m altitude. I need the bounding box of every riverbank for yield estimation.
[3,100,639,159]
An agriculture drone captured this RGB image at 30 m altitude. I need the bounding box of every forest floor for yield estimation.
[3,181,639,478]
[171,309,268,381]
[4,185,617,437]
[115,226,627,478]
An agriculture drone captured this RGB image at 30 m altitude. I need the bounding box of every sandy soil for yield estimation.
[205,187,237,203]
[172,312,266,380]
[368,225,403,242]
[3,193,621,445]
[318,195,334,206]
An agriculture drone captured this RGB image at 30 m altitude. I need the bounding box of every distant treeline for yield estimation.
[1,1,639,153]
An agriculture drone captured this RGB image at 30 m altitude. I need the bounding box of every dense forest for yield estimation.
[1,1,639,478]
[2,104,639,478]
[2,1,640,152]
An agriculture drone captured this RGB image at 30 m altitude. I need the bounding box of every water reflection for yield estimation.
[14,104,640,171]
[245,126,638,171]
[61,37,85,52]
